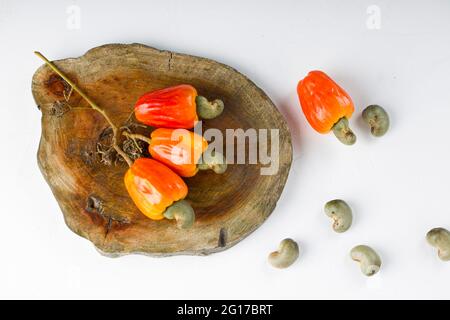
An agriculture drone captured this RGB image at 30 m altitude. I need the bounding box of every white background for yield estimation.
[0,0,449,299]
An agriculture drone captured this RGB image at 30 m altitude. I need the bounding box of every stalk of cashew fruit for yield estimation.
[34,51,195,229]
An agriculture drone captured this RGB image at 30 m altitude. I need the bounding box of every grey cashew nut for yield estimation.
[163,200,195,229]
[268,238,299,269]
[324,199,353,233]
[426,227,450,261]
[362,105,390,137]
[332,117,357,145]
[350,245,382,276]
[198,150,227,174]
[196,96,224,120]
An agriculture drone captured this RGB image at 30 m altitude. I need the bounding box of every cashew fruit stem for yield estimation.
[34,51,132,166]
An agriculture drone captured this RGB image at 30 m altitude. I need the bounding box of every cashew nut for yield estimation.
[198,150,227,174]
[362,105,390,137]
[350,245,381,276]
[196,96,224,119]
[268,238,299,269]
[426,227,450,261]
[332,117,357,145]
[163,200,195,229]
[324,199,352,233]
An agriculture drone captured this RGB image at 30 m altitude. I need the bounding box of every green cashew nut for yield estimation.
[163,200,195,229]
[198,150,227,174]
[268,238,299,269]
[350,245,382,276]
[196,96,224,120]
[426,227,450,261]
[324,199,353,233]
[331,117,357,145]
[362,105,390,137]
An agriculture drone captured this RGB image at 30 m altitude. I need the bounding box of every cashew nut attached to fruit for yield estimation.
[196,96,224,120]
[350,245,382,276]
[332,117,357,146]
[268,238,299,269]
[198,149,227,174]
[324,199,353,233]
[426,227,450,261]
[163,200,195,229]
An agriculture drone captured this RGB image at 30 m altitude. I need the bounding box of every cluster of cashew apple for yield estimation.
[35,52,227,230]
[124,85,227,228]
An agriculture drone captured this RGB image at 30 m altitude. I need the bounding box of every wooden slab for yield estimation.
[31,43,292,257]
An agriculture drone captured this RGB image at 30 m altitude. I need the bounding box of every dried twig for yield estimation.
[35,51,133,167]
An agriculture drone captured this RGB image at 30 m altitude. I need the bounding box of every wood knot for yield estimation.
[85,195,129,238]
[45,73,71,98]
[80,146,96,166]
[86,195,104,215]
